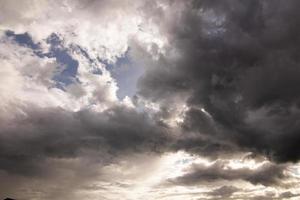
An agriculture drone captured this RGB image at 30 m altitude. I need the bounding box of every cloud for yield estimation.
[0,1,173,198]
[0,104,170,176]
[167,160,286,186]
[0,103,172,199]
[137,0,300,162]
[1,0,300,199]
[279,191,300,199]
[206,185,239,198]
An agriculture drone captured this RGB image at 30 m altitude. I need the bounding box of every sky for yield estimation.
[1,0,300,199]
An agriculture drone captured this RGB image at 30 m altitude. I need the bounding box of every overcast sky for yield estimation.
[1,0,300,199]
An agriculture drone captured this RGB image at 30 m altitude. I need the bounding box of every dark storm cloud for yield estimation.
[137,0,300,162]
[167,160,286,186]
[0,104,170,176]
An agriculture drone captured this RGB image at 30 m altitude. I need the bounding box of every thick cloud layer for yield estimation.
[138,0,300,162]
[0,104,169,176]
[1,0,300,199]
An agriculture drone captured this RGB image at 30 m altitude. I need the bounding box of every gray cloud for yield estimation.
[167,160,286,186]
[279,191,300,199]
[206,185,239,198]
[0,102,172,199]
[0,104,170,176]
[137,0,300,162]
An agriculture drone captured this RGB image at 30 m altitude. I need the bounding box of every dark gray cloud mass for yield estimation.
[138,0,300,162]
[167,160,286,186]
[0,104,169,176]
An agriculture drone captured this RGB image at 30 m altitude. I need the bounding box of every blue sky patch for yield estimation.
[6,31,79,89]
[105,50,144,100]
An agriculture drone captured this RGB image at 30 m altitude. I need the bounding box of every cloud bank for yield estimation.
[1,0,300,199]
